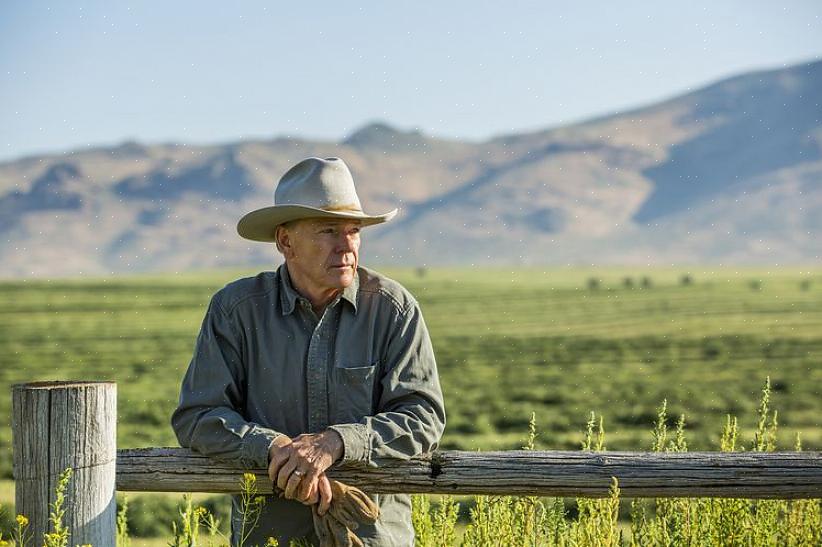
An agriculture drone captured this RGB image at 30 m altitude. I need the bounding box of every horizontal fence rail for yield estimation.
[117,447,822,499]
[11,382,822,546]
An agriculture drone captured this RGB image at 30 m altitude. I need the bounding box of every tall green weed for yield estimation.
[5,379,820,546]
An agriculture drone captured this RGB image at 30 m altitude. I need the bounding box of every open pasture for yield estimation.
[0,266,820,479]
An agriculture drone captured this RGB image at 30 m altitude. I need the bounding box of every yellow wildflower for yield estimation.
[16,514,29,527]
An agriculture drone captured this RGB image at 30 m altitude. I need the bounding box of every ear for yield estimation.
[275,224,293,257]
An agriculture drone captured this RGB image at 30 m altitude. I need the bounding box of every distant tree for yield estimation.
[680,274,693,286]
[416,266,427,278]
[799,279,812,291]
[749,279,762,291]
[641,276,653,289]
[587,277,600,290]
[623,276,634,289]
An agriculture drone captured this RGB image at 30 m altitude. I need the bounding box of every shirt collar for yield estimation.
[278,263,300,316]
[278,263,359,316]
[342,269,359,314]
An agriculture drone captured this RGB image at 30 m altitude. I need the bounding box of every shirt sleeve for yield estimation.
[328,300,446,465]
[171,293,284,468]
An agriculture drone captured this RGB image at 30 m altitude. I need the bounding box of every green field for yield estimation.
[1,265,821,483]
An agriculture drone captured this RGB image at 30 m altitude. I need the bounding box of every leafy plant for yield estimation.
[43,468,72,547]
[8,379,822,546]
[115,497,129,547]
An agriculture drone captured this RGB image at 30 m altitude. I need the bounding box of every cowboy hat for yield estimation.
[237,157,398,242]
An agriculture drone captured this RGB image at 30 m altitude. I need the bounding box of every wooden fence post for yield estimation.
[12,381,117,546]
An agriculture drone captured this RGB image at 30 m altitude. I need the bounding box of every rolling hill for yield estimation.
[0,59,820,276]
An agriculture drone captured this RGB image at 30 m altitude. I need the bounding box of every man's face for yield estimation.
[281,218,362,295]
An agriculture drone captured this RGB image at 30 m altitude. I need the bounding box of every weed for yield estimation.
[10,379,822,546]
[43,468,72,547]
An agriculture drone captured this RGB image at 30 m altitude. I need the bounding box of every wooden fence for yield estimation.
[12,382,822,545]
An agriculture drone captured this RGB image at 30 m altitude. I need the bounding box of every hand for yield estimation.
[316,474,333,515]
[267,430,344,508]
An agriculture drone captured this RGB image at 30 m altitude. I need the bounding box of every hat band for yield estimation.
[317,204,364,214]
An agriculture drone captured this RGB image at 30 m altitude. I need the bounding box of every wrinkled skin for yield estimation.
[268,430,344,514]
[276,218,361,316]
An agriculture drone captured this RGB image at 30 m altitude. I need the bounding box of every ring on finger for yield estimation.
[292,469,305,478]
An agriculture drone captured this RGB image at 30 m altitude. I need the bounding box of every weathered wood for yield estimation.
[117,447,822,499]
[12,382,117,546]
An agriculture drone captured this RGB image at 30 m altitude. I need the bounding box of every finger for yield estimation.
[267,447,291,485]
[296,475,317,505]
[301,464,322,490]
[268,456,288,486]
[318,475,333,515]
[271,447,291,468]
[277,459,299,492]
[345,489,379,522]
[283,470,303,499]
[267,461,277,485]
[294,475,313,503]
[330,502,359,531]
[306,487,319,506]
[349,529,365,547]
[296,477,317,505]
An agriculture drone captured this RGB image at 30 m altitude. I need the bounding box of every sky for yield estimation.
[1,1,821,162]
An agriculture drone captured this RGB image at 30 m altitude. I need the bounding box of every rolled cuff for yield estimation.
[241,425,284,468]
[327,423,371,464]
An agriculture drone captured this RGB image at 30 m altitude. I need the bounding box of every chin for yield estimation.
[329,268,356,288]
[339,272,356,287]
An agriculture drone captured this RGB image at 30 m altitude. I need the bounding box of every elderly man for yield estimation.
[171,157,446,546]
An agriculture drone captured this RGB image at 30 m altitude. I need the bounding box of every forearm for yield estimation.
[328,394,446,465]
[172,404,285,468]
[173,293,288,468]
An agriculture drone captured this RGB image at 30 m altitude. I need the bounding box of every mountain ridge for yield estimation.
[0,59,819,276]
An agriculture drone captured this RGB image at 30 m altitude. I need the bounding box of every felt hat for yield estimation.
[237,157,397,242]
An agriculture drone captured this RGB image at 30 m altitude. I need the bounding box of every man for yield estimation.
[172,157,446,546]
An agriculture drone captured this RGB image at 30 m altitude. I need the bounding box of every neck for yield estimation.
[285,263,340,316]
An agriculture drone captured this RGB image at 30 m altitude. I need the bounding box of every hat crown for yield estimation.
[237,156,397,242]
[275,157,363,213]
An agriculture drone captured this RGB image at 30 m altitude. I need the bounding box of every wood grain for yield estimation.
[117,447,822,499]
[12,382,117,546]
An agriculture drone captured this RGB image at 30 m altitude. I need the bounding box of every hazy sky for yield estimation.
[2,1,821,161]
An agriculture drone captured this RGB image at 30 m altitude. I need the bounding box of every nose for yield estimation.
[336,231,358,253]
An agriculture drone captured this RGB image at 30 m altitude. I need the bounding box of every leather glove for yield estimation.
[327,479,380,530]
[312,480,379,547]
[313,506,362,547]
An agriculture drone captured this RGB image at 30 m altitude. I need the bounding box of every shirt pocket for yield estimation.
[333,360,379,422]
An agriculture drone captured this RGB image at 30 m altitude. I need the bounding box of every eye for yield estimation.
[319,228,335,234]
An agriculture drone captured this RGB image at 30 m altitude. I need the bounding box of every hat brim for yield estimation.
[237,205,398,242]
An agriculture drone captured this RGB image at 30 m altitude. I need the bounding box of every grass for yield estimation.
[415,380,821,546]
[0,265,820,541]
[1,381,820,545]
[1,266,820,461]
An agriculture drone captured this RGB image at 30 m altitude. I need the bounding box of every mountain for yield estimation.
[0,59,820,277]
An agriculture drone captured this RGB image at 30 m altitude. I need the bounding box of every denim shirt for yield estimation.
[171,264,446,546]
